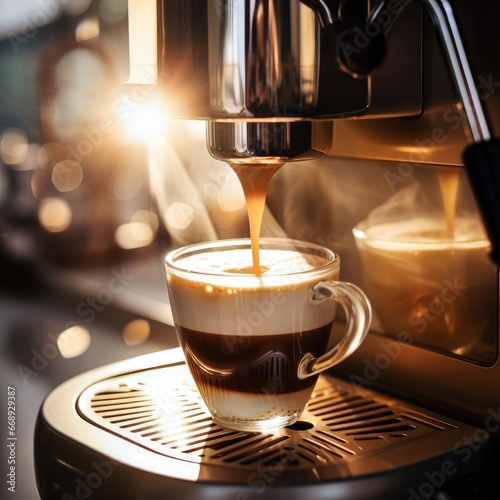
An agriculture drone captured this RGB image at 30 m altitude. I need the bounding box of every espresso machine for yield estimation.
[35,1,500,498]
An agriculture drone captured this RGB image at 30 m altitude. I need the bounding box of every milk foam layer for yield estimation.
[167,247,339,335]
[177,248,332,278]
[356,217,490,248]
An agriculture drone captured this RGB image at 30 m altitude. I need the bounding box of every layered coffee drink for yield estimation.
[166,243,339,429]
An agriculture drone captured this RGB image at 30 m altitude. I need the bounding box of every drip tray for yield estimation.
[35,348,493,500]
[79,366,459,473]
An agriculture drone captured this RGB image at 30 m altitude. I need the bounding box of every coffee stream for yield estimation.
[230,162,284,275]
[438,170,460,239]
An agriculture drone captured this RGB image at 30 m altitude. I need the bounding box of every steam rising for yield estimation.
[352,173,496,361]
[356,176,488,243]
[147,120,286,247]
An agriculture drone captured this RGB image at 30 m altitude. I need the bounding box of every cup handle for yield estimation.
[297,280,372,379]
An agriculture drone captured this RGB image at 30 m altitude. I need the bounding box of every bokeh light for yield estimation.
[132,209,159,232]
[51,160,84,192]
[75,16,100,42]
[217,182,246,212]
[38,197,72,232]
[56,48,107,95]
[115,221,154,249]
[123,319,151,346]
[114,209,158,249]
[57,325,91,358]
[165,202,194,230]
[0,128,28,165]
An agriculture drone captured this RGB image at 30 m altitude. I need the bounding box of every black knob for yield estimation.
[332,23,386,78]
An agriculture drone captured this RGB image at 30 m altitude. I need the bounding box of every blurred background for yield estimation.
[0,1,253,498]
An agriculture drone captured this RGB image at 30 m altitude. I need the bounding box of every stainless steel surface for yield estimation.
[207,121,333,164]
[35,348,496,499]
[77,361,472,477]
[207,0,319,119]
[361,0,491,142]
[420,0,491,143]
[329,0,500,166]
[149,0,495,164]
[153,0,422,121]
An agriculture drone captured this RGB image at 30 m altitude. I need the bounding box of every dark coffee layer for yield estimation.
[178,323,333,396]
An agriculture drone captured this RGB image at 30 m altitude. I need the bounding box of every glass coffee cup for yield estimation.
[353,217,497,360]
[165,238,372,432]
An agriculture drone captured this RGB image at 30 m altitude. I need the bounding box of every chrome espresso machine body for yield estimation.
[35,1,500,499]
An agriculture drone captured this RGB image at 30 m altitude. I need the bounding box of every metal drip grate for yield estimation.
[77,364,457,472]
